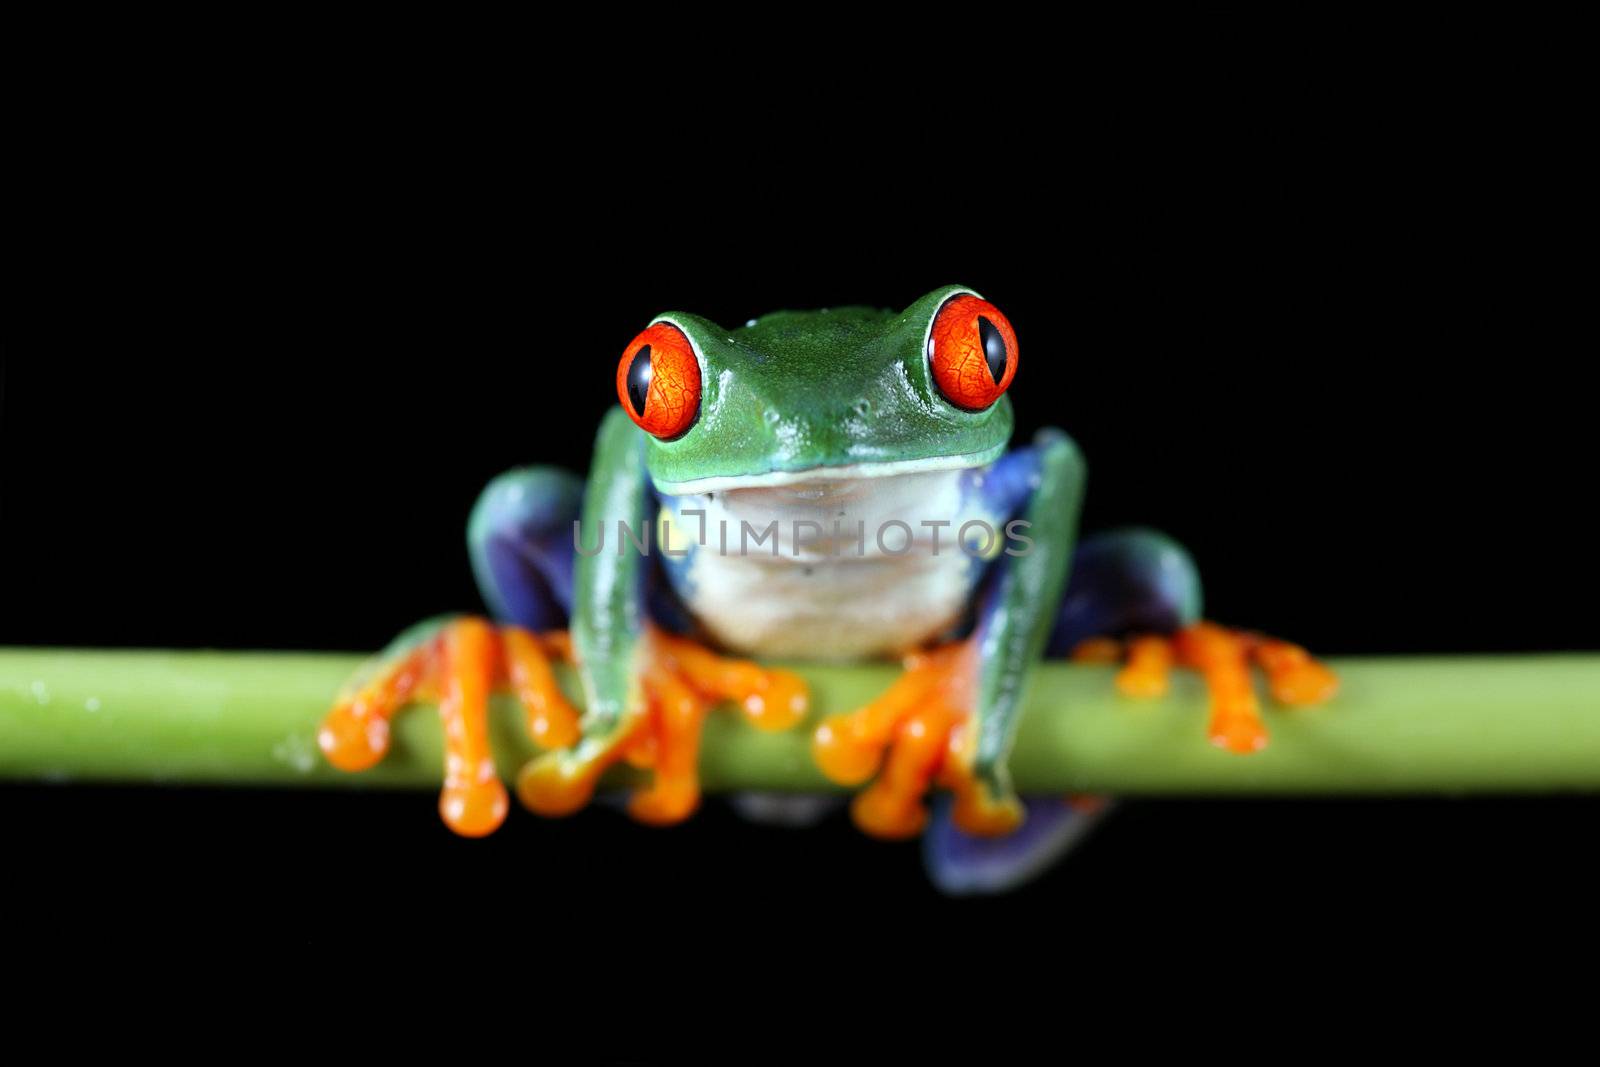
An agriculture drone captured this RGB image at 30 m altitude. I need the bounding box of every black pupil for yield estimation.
[626,345,653,416]
[978,316,1007,384]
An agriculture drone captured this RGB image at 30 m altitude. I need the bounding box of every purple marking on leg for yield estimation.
[923,795,1112,896]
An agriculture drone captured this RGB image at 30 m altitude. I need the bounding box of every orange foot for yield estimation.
[319,618,581,836]
[1073,621,1338,753]
[321,620,807,835]
[516,626,808,827]
[811,639,1021,841]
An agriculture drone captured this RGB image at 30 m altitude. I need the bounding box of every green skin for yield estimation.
[529,286,1086,817]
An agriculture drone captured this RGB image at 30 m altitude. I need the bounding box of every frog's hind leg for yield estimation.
[468,466,586,631]
[470,465,697,637]
[1057,528,1337,753]
[319,467,589,835]
[1046,526,1204,655]
[921,527,1199,895]
[319,615,579,836]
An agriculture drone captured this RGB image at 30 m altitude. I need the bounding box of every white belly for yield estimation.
[667,469,996,661]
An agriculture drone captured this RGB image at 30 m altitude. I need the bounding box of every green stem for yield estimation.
[2,649,1599,793]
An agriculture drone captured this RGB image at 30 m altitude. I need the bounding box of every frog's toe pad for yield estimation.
[440,775,509,838]
[627,779,700,826]
[318,703,391,772]
[517,750,603,817]
[1261,656,1339,705]
[949,785,1026,837]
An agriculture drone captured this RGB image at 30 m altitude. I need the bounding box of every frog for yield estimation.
[318,285,1336,893]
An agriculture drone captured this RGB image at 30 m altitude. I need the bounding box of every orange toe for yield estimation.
[1254,637,1341,705]
[740,668,809,731]
[317,702,390,772]
[627,781,700,825]
[949,784,1025,836]
[851,785,928,839]
[1270,661,1338,705]
[517,753,603,817]
[502,626,582,749]
[818,643,990,841]
[1103,621,1336,754]
[1209,710,1269,754]
[440,773,509,837]
[812,714,886,785]
[319,643,429,772]
[1115,635,1173,698]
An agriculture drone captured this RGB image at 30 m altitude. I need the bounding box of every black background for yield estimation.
[3,105,1595,983]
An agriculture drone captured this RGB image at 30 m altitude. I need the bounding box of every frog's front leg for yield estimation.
[321,411,806,832]
[514,410,807,824]
[813,429,1087,838]
[318,461,591,835]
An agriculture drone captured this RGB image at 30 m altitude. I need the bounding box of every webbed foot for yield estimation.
[319,617,580,836]
[321,619,807,833]
[517,627,808,826]
[1074,621,1337,752]
[812,639,1021,840]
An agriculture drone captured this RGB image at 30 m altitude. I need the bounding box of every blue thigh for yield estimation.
[1047,527,1203,656]
[467,467,584,631]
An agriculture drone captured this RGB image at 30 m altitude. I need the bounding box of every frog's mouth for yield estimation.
[650,444,1006,497]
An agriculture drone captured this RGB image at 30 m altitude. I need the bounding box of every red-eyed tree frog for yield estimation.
[319,286,1335,893]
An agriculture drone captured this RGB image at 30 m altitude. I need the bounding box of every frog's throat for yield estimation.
[650,444,1007,497]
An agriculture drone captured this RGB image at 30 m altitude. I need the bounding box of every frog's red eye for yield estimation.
[927,294,1018,411]
[616,322,702,439]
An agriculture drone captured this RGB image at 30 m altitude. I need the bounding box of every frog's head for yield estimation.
[613,284,1020,495]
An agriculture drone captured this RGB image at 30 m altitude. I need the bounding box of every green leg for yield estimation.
[516,408,655,814]
[961,428,1088,829]
[811,428,1086,838]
